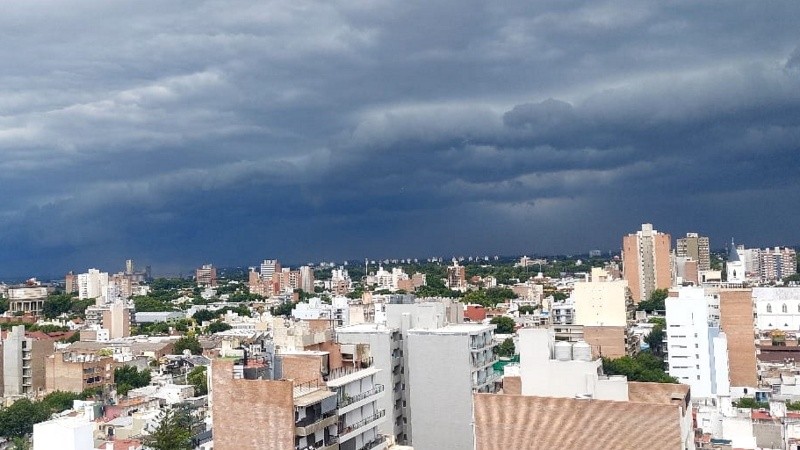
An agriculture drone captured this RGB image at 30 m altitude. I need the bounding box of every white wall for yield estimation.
[33,417,94,450]
[754,287,800,331]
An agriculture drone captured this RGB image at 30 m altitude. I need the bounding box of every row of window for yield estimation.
[765,303,799,313]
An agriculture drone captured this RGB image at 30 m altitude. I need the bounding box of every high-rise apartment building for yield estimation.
[300,265,315,293]
[195,264,218,288]
[572,268,636,358]
[64,271,77,294]
[3,325,55,396]
[77,269,109,302]
[260,259,280,282]
[622,223,673,303]
[446,259,466,290]
[760,247,797,281]
[677,233,711,271]
[665,287,729,398]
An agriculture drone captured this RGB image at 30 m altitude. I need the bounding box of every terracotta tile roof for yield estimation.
[474,393,685,450]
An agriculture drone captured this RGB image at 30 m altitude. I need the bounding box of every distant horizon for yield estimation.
[4,239,797,284]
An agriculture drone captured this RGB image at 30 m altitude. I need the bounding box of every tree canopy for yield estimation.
[637,288,669,312]
[187,366,208,396]
[490,316,516,334]
[142,407,194,450]
[174,335,202,355]
[115,365,152,396]
[497,337,515,357]
[602,352,677,383]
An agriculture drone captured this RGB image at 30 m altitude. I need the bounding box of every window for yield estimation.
[783,304,788,313]
[767,304,772,313]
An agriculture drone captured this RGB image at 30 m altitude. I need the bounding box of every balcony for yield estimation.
[338,410,386,441]
[339,385,384,409]
[297,437,339,450]
[358,435,388,450]
[296,414,338,437]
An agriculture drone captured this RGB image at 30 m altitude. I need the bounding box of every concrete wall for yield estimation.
[407,332,473,450]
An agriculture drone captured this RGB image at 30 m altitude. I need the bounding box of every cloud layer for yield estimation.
[1,0,799,276]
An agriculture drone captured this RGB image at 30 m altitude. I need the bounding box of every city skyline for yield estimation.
[1,1,799,277]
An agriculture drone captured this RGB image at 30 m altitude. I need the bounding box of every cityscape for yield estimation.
[0,225,798,449]
[2,1,800,450]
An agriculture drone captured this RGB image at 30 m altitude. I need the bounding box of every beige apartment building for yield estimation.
[622,223,673,303]
[677,232,711,271]
[45,351,116,393]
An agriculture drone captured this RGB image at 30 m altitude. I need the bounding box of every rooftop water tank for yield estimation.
[573,341,592,361]
[554,340,572,361]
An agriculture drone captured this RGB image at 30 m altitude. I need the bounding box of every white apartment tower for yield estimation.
[259,259,280,281]
[665,287,730,398]
[77,269,109,302]
[327,367,388,450]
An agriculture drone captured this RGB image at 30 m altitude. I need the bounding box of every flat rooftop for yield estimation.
[336,323,394,334]
[408,323,494,335]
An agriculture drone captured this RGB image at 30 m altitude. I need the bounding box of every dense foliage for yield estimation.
[636,288,669,312]
[207,321,232,334]
[142,407,194,450]
[462,288,516,307]
[489,316,516,334]
[602,352,678,383]
[497,338,515,357]
[0,390,96,439]
[115,366,152,396]
[187,366,208,396]
[734,398,769,409]
[174,335,202,355]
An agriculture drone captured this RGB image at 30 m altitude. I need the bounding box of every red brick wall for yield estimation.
[211,359,294,450]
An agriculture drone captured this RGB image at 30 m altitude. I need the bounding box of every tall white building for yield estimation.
[406,324,499,450]
[665,287,729,398]
[259,259,279,281]
[336,324,407,443]
[327,367,387,450]
[299,265,314,293]
[77,269,109,302]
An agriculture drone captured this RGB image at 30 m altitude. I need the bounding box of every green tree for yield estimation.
[207,321,232,334]
[645,321,666,357]
[497,338,515,357]
[192,309,218,323]
[489,316,516,334]
[174,335,202,355]
[602,352,677,383]
[518,305,538,315]
[133,295,174,313]
[187,366,208,396]
[637,288,669,312]
[270,301,295,317]
[0,399,49,439]
[114,366,152,396]
[142,407,193,450]
[42,293,74,319]
[40,391,82,413]
[734,398,769,409]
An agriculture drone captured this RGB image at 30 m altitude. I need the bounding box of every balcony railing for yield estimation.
[338,410,386,435]
[297,437,339,450]
[358,435,387,450]
[340,384,384,408]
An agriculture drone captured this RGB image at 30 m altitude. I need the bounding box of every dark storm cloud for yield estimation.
[1,0,799,276]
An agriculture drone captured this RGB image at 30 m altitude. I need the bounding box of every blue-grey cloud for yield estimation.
[0,0,799,277]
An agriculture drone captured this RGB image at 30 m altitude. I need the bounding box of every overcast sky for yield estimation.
[1,1,799,277]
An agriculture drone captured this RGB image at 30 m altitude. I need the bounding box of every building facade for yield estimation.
[406,324,499,450]
[677,233,711,272]
[622,223,673,303]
